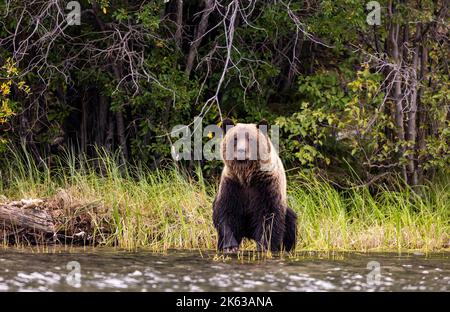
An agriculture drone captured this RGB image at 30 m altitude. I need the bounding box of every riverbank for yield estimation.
[1,151,449,252]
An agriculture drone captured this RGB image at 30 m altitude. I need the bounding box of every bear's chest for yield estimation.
[237,184,266,213]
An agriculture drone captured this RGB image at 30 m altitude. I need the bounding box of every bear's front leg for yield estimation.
[212,177,244,253]
[216,222,239,253]
[249,185,286,252]
[254,212,285,252]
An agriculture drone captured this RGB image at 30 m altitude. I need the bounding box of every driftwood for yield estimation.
[0,191,107,245]
[0,199,56,233]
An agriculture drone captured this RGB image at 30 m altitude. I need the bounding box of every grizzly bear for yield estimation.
[212,118,297,253]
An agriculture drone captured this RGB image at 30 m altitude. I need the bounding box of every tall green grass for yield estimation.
[1,147,449,252]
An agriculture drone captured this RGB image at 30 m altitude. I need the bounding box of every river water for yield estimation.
[0,248,448,291]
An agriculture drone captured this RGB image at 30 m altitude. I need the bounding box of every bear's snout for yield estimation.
[236,148,247,160]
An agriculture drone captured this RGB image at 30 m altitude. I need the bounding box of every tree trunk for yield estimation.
[416,44,428,184]
[96,94,108,147]
[186,0,214,76]
[112,67,129,162]
[91,2,128,161]
[80,90,88,154]
[105,111,115,151]
[406,23,422,186]
[389,21,407,181]
[175,0,183,48]
[115,110,128,161]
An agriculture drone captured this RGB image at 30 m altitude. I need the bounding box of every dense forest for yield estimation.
[0,0,448,187]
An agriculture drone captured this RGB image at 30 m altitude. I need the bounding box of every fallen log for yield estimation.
[0,192,108,245]
[0,199,56,233]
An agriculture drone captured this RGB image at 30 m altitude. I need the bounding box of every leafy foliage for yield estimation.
[0,0,448,185]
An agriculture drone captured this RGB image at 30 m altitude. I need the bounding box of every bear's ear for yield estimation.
[257,119,269,134]
[221,118,235,134]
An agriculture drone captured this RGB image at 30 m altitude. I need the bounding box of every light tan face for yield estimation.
[221,123,271,166]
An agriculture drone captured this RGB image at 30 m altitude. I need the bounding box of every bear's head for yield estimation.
[220,118,272,172]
